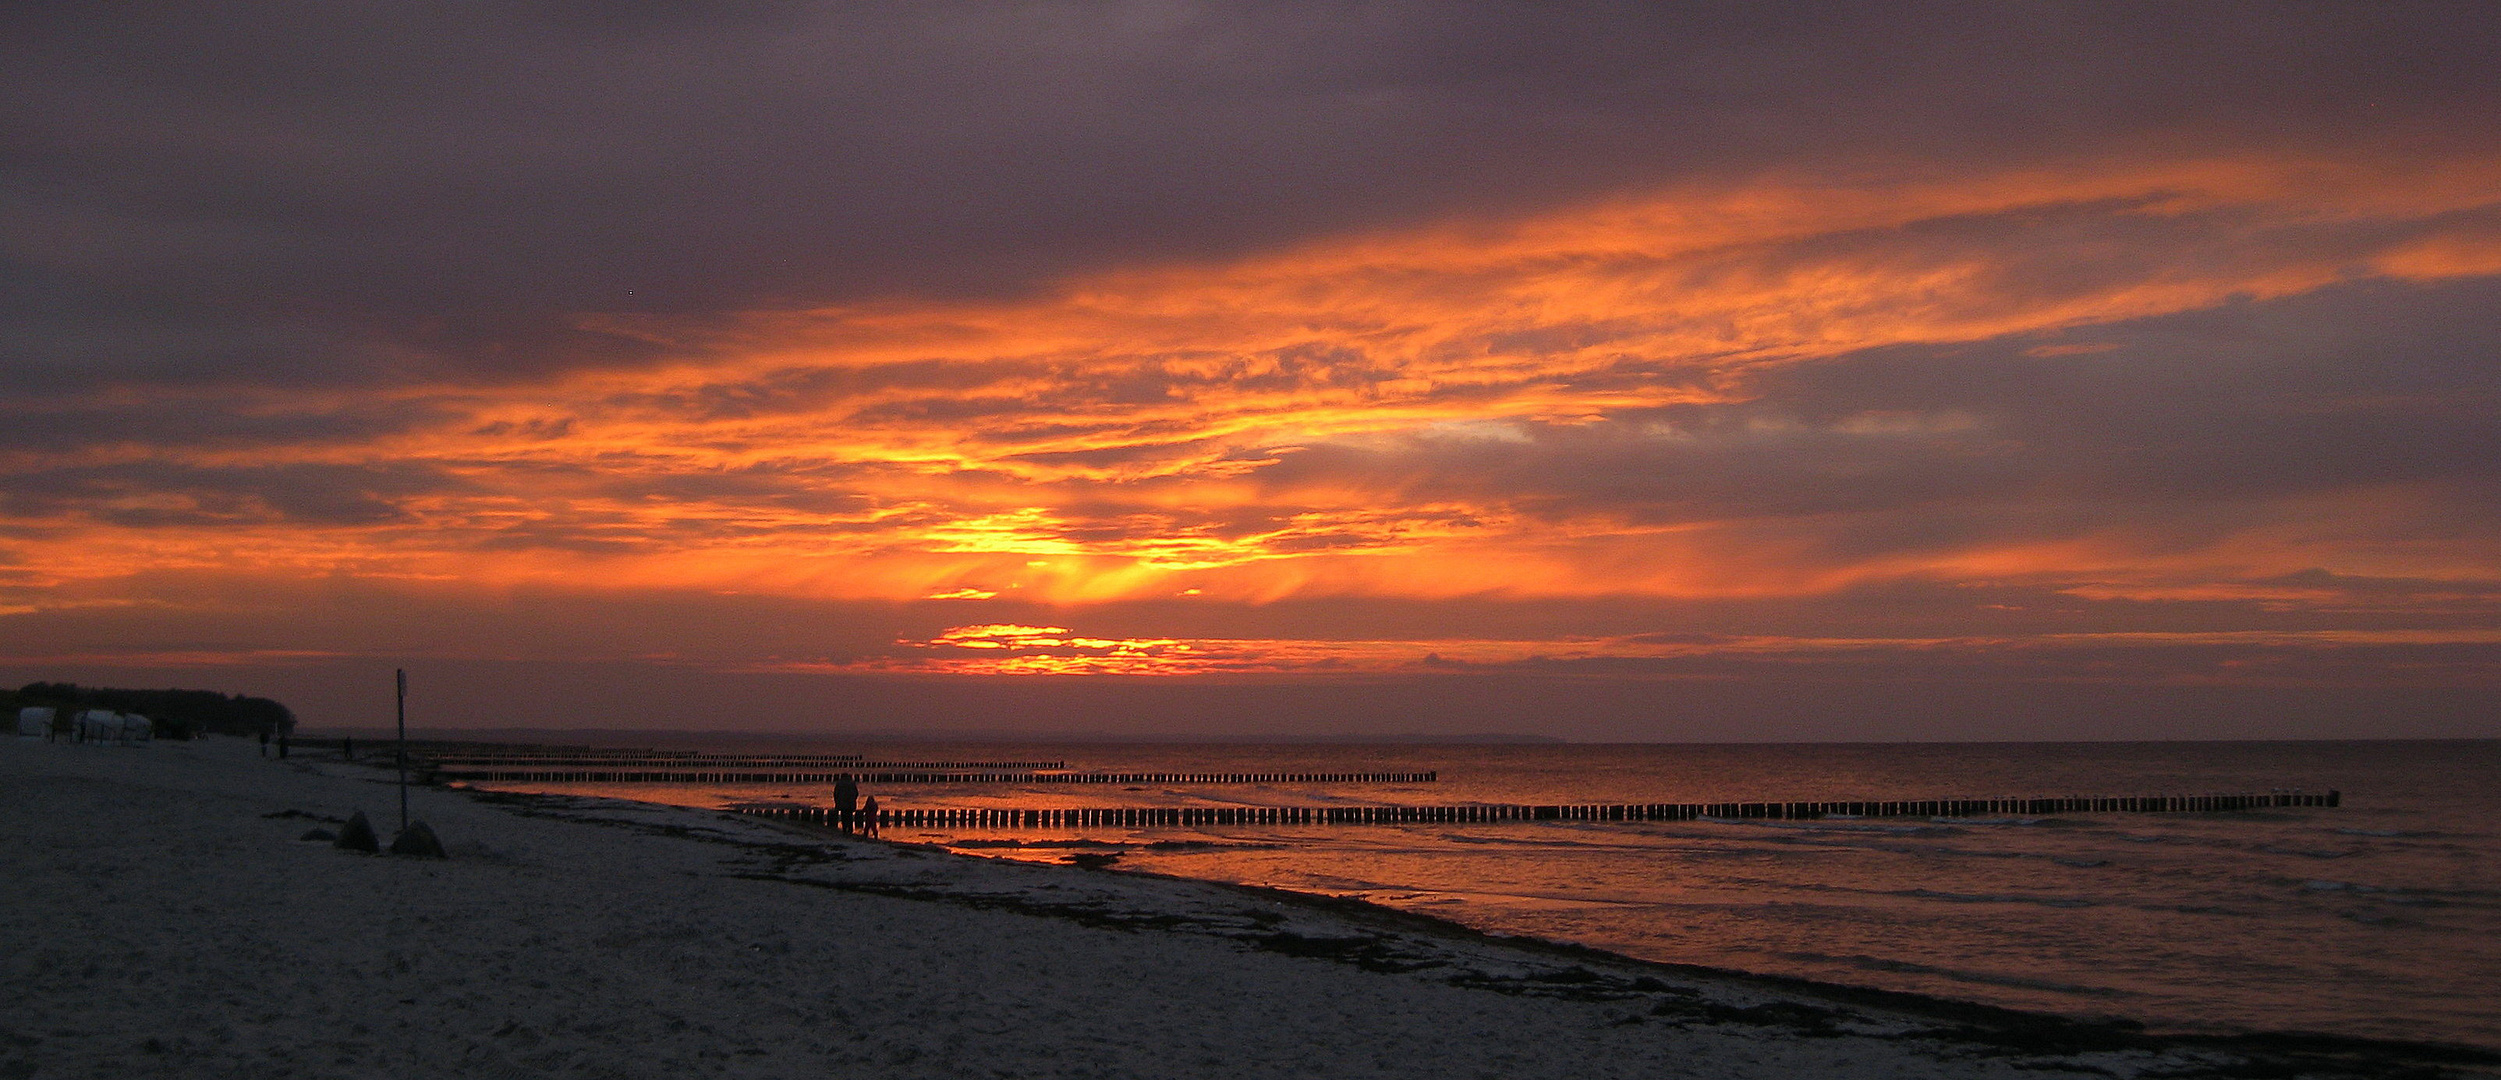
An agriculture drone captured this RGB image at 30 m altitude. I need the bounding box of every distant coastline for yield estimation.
[292,726,1573,745]
[290,727,2501,747]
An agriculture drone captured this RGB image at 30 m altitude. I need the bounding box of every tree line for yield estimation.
[7,682,295,740]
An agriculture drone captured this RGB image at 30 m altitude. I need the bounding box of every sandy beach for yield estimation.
[4,738,2490,1080]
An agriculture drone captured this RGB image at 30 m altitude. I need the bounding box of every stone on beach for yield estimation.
[334,808,380,852]
[390,819,447,858]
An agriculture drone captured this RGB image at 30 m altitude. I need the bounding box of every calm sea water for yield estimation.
[478,739,2501,1049]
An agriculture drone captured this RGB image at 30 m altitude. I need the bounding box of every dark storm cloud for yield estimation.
[0,390,459,453]
[0,461,460,527]
[1253,275,2501,548]
[1748,276,2501,512]
[5,1,2497,387]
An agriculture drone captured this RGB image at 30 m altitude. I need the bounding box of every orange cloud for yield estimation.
[6,148,2501,627]
[729,622,2501,680]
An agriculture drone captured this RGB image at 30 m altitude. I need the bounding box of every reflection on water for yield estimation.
[479,739,2501,1048]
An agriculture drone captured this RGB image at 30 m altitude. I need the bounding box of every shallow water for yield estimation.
[480,739,2501,1048]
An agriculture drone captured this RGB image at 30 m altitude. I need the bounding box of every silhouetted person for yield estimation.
[834,775,859,829]
[342,736,353,761]
[859,796,880,836]
[277,733,289,759]
[259,730,270,757]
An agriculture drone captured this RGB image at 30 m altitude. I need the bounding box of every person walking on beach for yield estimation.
[859,795,880,836]
[834,775,859,829]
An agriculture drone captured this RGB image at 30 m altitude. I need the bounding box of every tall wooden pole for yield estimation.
[395,668,408,832]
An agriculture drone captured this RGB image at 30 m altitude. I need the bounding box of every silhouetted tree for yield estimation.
[15,682,295,739]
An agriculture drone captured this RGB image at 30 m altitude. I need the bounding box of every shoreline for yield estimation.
[357,762,2501,1070]
[7,736,2494,1079]
[776,818,2501,1070]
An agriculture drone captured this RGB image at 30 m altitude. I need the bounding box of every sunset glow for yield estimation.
[4,5,2497,736]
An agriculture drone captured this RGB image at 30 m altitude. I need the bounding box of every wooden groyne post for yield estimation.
[731,789,2339,831]
[426,755,1062,770]
[430,766,1439,786]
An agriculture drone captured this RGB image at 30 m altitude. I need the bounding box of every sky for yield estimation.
[4,2,2499,740]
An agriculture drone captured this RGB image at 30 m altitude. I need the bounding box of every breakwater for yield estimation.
[442,767,1437,785]
[734,789,2338,829]
[424,751,862,761]
[426,755,1066,771]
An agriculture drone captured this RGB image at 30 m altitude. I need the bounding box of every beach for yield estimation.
[455,738,2501,1048]
[4,738,2490,1080]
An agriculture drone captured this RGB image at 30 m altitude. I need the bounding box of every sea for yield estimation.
[465,738,2501,1050]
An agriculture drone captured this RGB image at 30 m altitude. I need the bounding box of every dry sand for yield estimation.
[4,737,2490,1080]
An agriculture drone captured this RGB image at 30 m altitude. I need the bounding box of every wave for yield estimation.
[1781,951,2131,997]
[1714,818,1955,836]
[1899,888,2096,909]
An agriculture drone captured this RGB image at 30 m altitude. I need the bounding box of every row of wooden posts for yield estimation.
[425,753,857,765]
[425,757,1067,771]
[734,789,2338,830]
[435,769,1439,785]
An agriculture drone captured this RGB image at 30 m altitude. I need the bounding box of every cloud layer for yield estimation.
[3,3,2498,731]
